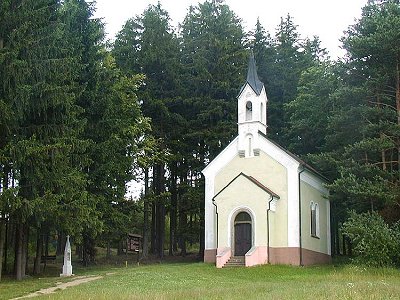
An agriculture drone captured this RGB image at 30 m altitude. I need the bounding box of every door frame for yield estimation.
[229,208,254,255]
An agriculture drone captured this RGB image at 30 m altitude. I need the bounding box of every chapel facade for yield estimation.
[202,54,331,267]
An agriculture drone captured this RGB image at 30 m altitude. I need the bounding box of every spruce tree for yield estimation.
[180,0,247,255]
[330,0,400,213]
[113,3,179,258]
[0,0,89,279]
[63,0,152,264]
[309,0,400,228]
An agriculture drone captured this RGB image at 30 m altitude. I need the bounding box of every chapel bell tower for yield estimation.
[237,53,268,158]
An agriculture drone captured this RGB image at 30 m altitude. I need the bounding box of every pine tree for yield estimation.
[311,0,400,225]
[0,0,90,279]
[251,18,276,94]
[180,0,247,158]
[0,0,14,281]
[63,0,152,264]
[285,63,338,156]
[113,3,178,258]
[253,14,326,146]
[180,0,247,256]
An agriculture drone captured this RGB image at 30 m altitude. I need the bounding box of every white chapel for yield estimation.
[202,54,331,267]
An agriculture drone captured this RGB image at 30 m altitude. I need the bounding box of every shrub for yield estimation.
[391,221,400,266]
[341,210,399,267]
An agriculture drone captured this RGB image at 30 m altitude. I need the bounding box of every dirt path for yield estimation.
[12,275,103,299]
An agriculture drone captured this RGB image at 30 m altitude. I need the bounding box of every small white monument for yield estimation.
[60,235,73,277]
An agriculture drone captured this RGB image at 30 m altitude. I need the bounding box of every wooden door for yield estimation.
[234,223,251,256]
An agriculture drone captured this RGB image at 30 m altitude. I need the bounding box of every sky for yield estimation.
[93,0,368,58]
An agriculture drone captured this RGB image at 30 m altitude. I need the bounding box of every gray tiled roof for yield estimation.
[246,53,264,95]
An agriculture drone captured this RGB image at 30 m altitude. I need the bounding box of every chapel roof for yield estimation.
[238,52,264,97]
[246,52,264,95]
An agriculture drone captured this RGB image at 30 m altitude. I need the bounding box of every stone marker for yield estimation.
[60,235,73,277]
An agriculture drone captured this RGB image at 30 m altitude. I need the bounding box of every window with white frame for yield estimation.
[245,101,252,121]
[310,202,320,238]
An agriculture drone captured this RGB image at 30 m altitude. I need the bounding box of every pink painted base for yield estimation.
[269,247,331,265]
[205,247,331,267]
[245,246,268,267]
[216,247,231,268]
[204,249,217,263]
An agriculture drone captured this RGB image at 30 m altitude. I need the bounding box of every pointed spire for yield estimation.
[246,51,264,95]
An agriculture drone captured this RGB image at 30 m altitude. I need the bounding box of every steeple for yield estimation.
[246,52,264,95]
[237,52,268,158]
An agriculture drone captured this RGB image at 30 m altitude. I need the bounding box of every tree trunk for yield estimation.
[76,244,82,259]
[198,178,205,259]
[117,239,123,256]
[347,237,352,257]
[15,222,23,280]
[342,234,347,256]
[152,164,165,259]
[169,165,177,256]
[4,220,9,274]
[150,201,156,254]
[335,222,340,256]
[376,95,388,172]
[21,224,28,276]
[33,228,43,275]
[43,232,49,272]
[56,231,64,256]
[150,166,156,254]
[0,169,9,279]
[156,164,165,259]
[142,168,150,258]
[0,219,6,281]
[82,234,95,266]
[179,186,187,257]
[158,203,165,259]
[8,221,15,266]
[396,58,400,180]
[106,241,111,259]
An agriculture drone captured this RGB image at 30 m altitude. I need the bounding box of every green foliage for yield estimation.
[250,14,327,146]
[0,0,92,232]
[342,211,400,267]
[0,0,152,272]
[180,0,247,158]
[306,0,400,226]
[61,0,153,254]
[286,63,338,155]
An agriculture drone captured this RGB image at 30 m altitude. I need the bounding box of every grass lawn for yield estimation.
[1,261,400,299]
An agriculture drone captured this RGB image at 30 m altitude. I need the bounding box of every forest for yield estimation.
[0,0,399,280]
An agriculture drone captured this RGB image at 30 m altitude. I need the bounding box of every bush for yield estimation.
[391,221,400,266]
[341,210,400,267]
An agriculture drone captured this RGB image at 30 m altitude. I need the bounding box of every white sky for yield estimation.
[93,0,367,58]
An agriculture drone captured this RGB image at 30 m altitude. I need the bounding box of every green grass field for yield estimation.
[1,261,400,299]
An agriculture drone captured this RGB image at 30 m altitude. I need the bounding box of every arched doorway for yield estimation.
[234,212,252,256]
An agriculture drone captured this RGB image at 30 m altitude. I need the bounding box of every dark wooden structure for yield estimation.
[126,233,142,264]
[127,234,141,252]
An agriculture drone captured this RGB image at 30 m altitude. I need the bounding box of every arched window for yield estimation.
[235,212,251,222]
[260,102,263,122]
[310,202,320,238]
[245,101,252,121]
